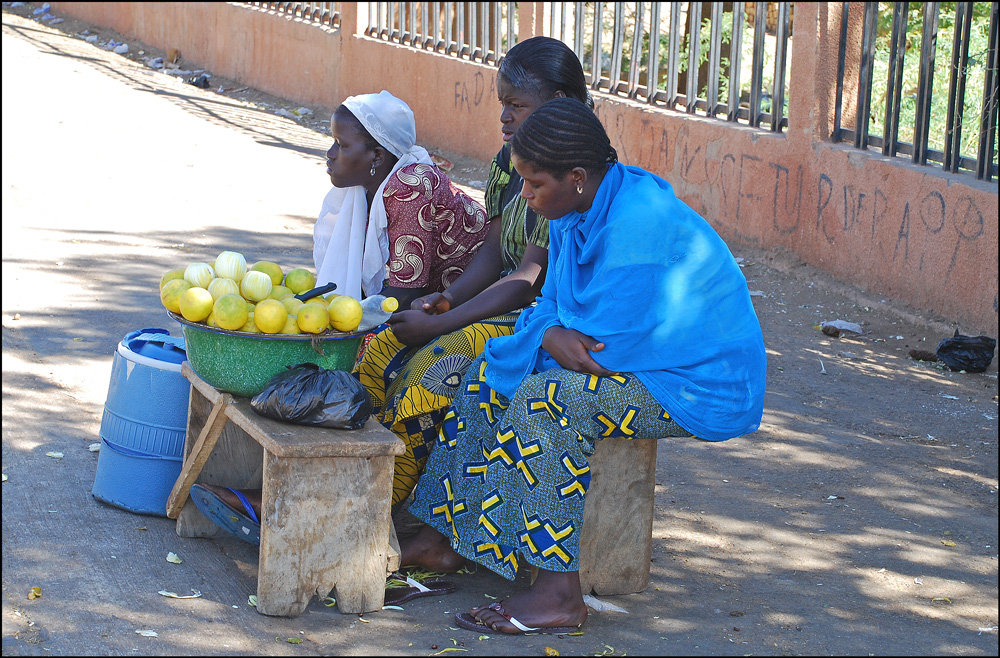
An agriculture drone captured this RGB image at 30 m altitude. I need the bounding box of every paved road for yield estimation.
[3,8,997,657]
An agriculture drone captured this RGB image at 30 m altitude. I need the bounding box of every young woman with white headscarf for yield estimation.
[185,92,488,548]
[314,90,488,307]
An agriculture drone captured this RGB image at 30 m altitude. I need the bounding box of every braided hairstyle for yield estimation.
[498,36,594,108]
[510,97,618,177]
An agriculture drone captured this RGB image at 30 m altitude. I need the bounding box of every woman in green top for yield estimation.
[356,36,594,508]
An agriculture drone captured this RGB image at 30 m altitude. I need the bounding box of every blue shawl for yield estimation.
[482,162,766,441]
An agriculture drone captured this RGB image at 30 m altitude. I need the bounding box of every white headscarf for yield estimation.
[313,90,433,299]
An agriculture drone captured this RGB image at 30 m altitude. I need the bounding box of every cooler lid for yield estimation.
[123,328,187,365]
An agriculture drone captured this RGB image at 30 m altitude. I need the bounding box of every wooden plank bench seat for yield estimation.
[166,362,405,617]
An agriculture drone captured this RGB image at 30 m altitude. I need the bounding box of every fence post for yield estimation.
[517,2,547,42]
[339,2,363,37]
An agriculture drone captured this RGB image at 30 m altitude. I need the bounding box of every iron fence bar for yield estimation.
[457,2,467,57]
[419,2,429,48]
[627,2,645,98]
[389,2,399,41]
[728,2,744,122]
[647,2,662,104]
[432,2,442,50]
[488,2,499,63]
[398,2,407,44]
[913,2,940,165]
[855,2,877,149]
[609,3,626,94]
[884,2,908,157]
[509,2,518,52]
[749,0,767,126]
[772,2,790,132]
[444,2,454,55]
[686,1,702,114]
[559,2,569,44]
[833,2,849,140]
[591,2,605,90]
[403,2,413,46]
[468,2,476,59]
[977,1,998,180]
[665,3,681,107]
[574,2,585,62]
[706,2,723,117]
[413,1,420,46]
[944,1,973,171]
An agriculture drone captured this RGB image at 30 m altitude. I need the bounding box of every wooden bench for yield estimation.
[166,362,405,617]
[579,437,659,596]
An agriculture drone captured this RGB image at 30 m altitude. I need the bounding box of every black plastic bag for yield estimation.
[250,363,371,429]
[936,332,997,373]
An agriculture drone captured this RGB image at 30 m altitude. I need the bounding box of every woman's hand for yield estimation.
[386,309,444,346]
[542,326,618,377]
[410,291,453,315]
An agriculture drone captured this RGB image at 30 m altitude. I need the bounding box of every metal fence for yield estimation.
[543,2,793,132]
[364,2,516,64]
[244,2,997,182]
[834,1,998,182]
[361,2,793,132]
[244,2,340,27]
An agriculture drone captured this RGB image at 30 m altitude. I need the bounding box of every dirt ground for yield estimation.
[2,4,998,656]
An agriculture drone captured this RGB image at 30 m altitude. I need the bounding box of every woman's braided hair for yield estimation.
[498,36,594,108]
[510,97,618,177]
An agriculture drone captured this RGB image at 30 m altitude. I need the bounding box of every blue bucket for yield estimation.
[91,328,189,516]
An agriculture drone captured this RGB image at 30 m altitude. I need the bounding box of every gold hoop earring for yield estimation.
[370,162,377,177]
[576,184,583,194]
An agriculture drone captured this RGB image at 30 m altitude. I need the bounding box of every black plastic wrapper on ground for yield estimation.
[936,332,997,373]
[250,362,372,429]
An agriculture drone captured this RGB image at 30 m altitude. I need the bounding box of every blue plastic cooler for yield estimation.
[91,328,189,516]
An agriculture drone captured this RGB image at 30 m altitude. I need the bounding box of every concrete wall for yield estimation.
[52,2,998,335]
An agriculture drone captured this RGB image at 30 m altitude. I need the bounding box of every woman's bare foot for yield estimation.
[399,525,467,572]
[470,569,587,634]
[200,484,262,520]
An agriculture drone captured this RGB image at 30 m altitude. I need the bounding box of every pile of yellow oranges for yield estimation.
[158,251,363,334]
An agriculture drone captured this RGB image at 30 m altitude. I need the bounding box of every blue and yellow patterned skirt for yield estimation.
[355,314,520,507]
[409,354,691,581]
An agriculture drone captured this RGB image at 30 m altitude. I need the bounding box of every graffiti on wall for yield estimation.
[453,70,496,115]
[451,83,997,322]
[615,116,994,315]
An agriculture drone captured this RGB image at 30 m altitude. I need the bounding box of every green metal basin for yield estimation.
[168,312,366,397]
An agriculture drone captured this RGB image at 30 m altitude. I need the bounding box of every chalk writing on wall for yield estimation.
[454,70,496,113]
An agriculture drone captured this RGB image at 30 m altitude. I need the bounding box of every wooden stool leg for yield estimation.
[387,519,401,574]
[167,387,230,519]
[255,453,395,616]
[175,422,264,538]
[578,437,658,595]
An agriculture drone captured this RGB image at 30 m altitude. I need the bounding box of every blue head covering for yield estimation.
[482,162,766,441]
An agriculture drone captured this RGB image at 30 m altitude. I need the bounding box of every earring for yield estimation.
[370,162,377,177]
[576,183,583,194]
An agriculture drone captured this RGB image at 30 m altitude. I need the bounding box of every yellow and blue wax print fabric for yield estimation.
[356,315,520,508]
[355,145,550,508]
[409,354,690,580]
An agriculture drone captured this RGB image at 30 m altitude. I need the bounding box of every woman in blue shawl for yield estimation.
[400,98,767,634]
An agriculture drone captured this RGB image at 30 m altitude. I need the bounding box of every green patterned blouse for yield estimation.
[484,144,550,277]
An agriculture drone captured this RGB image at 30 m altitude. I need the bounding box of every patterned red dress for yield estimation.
[382,163,488,293]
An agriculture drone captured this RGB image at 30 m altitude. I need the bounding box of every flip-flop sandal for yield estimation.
[383,574,457,605]
[189,484,261,546]
[454,602,582,635]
